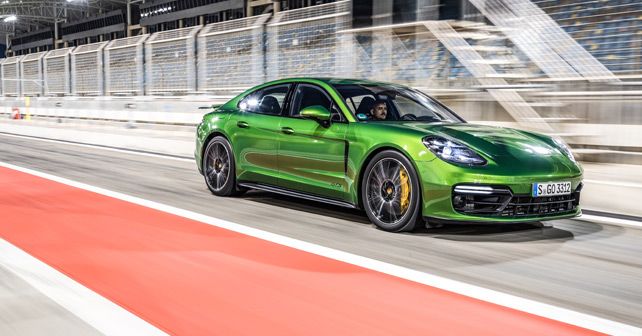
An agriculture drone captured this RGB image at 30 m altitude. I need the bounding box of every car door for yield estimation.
[229,83,291,186]
[277,83,349,201]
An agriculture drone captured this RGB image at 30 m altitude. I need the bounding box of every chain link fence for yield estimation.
[145,26,200,95]
[267,0,352,80]
[346,27,446,87]
[44,47,73,96]
[0,58,4,95]
[71,42,107,95]
[0,2,640,98]
[197,14,269,94]
[105,34,149,96]
[1,56,22,96]
[21,51,47,96]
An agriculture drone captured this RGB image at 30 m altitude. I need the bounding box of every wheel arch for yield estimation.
[355,145,424,210]
[200,130,231,172]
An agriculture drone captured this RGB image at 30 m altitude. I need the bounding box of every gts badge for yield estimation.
[330,182,342,189]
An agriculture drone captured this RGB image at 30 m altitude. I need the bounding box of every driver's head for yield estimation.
[371,101,387,120]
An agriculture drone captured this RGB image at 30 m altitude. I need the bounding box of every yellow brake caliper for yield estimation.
[399,168,410,214]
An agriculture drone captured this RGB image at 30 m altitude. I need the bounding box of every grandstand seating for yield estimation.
[533,0,641,75]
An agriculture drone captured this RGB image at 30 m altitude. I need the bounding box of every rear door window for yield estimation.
[239,84,291,115]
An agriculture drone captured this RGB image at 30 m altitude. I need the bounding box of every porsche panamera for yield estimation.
[195,78,582,232]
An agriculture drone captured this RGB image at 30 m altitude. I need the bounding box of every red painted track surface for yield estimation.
[0,166,601,335]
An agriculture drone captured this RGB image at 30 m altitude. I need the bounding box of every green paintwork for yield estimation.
[195,78,583,223]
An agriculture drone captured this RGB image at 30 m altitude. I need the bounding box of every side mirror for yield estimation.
[300,105,331,122]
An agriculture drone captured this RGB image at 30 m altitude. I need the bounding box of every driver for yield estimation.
[370,100,388,120]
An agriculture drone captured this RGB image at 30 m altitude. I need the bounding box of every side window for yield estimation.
[353,95,377,115]
[238,84,290,115]
[290,84,344,122]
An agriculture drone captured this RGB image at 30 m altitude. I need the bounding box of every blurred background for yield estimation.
[0,0,640,217]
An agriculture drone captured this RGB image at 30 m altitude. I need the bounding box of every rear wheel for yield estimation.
[203,137,245,196]
[361,150,422,232]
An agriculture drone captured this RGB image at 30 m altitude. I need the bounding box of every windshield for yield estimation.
[333,83,465,123]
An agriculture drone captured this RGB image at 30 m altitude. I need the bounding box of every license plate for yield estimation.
[532,182,572,197]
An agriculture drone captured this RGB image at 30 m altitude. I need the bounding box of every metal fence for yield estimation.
[345,27,447,87]
[267,1,352,80]
[0,58,4,95]
[105,34,149,95]
[145,26,200,94]
[0,1,640,98]
[71,42,107,95]
[20,51,47,96]
[44,47,74,96]
[197,14,269,94]
[1,56,22,96]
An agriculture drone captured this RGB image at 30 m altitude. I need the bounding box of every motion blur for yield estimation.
[0,0,641,335]
[0,0,639,216]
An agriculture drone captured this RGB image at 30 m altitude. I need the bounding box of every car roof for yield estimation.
[269,77,402,87]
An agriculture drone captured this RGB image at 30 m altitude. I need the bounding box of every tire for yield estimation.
[361,150,422,232]
[203,136,245,196]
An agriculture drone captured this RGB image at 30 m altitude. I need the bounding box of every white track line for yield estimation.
[0,238,167,336]
[579,214,642,229]
[1,161,640,335]
[0,132,193,162]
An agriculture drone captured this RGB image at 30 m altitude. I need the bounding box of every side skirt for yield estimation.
[238,182,358,209]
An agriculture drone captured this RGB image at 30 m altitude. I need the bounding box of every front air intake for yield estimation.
[452,184,581,218]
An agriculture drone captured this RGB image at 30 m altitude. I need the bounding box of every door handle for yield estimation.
[237,121,249,129]
[281,127,295,135]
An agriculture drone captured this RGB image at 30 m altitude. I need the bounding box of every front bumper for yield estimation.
[416,159,583,224]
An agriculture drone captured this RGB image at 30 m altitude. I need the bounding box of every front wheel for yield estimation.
[361,150,422,232]
[203,136,245,196]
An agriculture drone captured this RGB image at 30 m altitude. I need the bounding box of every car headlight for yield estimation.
[423,136,486,166]
[553,137,576,163]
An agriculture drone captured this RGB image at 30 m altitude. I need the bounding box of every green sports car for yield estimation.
[195,78,582,232]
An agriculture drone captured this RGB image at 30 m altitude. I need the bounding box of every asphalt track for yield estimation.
[2,165,607,335]
[1,134,642,331]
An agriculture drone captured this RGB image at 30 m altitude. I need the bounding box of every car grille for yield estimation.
[452,184,581,218]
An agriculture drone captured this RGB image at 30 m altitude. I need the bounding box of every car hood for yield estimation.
[417,123,557,155]
[381,122,581,174]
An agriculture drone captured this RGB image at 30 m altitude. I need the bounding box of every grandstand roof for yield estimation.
[0,0,125,36]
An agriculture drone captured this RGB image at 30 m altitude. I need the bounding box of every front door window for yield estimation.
[290,84,344,122]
